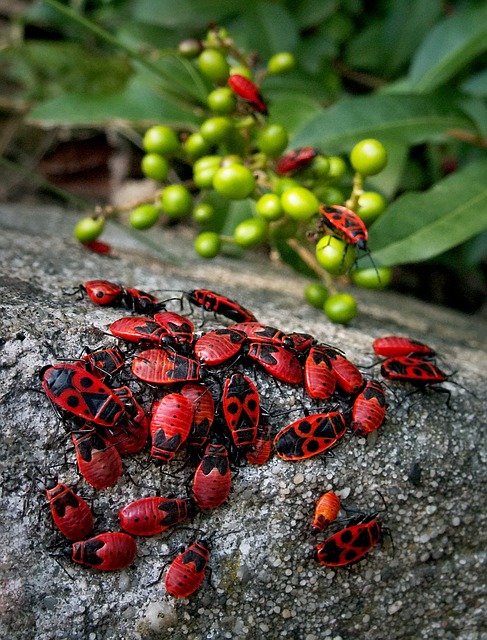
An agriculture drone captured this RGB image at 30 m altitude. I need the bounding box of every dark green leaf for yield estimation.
[273,239,317,278]
[290,93,475,153]
[27,73,202,127]
[408,4,487,92]
[461,69,487,98]
[381,0,442,76]
[343,21,385,73]
[368,160,487,266]
[268,95,324,137]
[293,0,339,29]
[132,0,241,28]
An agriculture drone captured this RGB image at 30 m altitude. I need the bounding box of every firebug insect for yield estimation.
[180,383,215,450]
[41,363,126,428]
[286,332,315,356]
[79,345,125,381]
[313,513,382,567]
[131,348,200,385]
[229,322,292,348]
[118,497,195,536]
[276,147,319,175]
[311,491,341,534]
[153,311,195,345]
[109,316,169,346]
[194,328,246,366]
[101,386,149,455]
[164,539,212,597]
[81,240,111,255]
[247,342,303,385]
[319,205,368,252]
[72,426,123,489]
[372,336,435,358]
[192,442,232,510]
[304,346,336,400]
[245,416,272,465]
[186,289,257,323]
[81,279,159,313]
[274,411,347,461]
[380,356,446,385]
[351,380,386,437]
[149,394,194,464]
[45,478,94,540]
[317,347,363,394]
[222,372,260,448]
[227,74,268,115]
[70,532,137,571]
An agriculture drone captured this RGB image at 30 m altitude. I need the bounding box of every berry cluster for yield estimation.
[40,279,452,595]
[73,27,392,323]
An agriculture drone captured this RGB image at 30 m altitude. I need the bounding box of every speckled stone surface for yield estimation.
[0,204,486,640]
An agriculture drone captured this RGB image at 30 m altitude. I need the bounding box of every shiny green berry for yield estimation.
[267,52,296,75]
[194,232,221,258]
[207,88,236,114]
[351,266,392,289]
[198,49,229,83]
[357,191,386,225]
[350,139,388,176]
[256,194,284,221]
[327,156,347,182]
[192,203,215,224]
[304,283,329,309]
[184,132,212,159]
[129,204,160,230]
[315,235,355,275]
[143,126,180,155]
[200,117,233,144]
[257,124,289,157]
[323,293,357,323]
[233,218,268,249]
[141,153,169,182]
[160,185,192,218]
[280,187,319,221]
[213,165,256,200]
[73,217,105,242]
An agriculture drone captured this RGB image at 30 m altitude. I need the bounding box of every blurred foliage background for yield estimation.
[1,0,486,312]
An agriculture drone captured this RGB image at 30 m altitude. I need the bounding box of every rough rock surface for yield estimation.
[0,204,486,640]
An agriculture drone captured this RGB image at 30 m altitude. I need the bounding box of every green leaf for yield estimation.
[268,95,324,137]
[368,160,487,266]
[362,140,409,200]
[460,69,487,98]
[408,4,487,92]
[132,0,241,28]
[293,0,339,29]
[274,239,317,279]
[27,73,202,127]
[290,93,475,153]
[381,0,442,76]
[231,1,298,59]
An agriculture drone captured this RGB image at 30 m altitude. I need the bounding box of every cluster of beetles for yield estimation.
[39,278,453,598]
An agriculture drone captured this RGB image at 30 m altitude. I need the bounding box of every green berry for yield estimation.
[141,153,169,182]
[257,124,289,157]
[309,155,330,179]
[350,139,388,176]
[304,283,329,309]
[213,165,256,200]
[200,117,233,144]
[198,49,229,83]
[129,204,160,230]
[273,177,300,196]
[160,185,192,218]
[280,187,319,221]
[194,232,221,258]
[178,38,202,58]
[315,235,356,275]
[193,155,222,173]
[313,186,345,206]
[323,293,357,324]
[207,87,236,114]
[142,126,180,155]
[233,218,268,249]
[229,65,253,80]
[351,267,392,289]
[327,156,347,182]
[192,203,215,225]
[184,132,212,159]
[267,52,296,75]
[74,217,105,243]
[256,194,284,221]
[357,191,386,225]
[194,166,220,189]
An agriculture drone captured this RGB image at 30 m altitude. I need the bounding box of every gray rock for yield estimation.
[0,204,486,640]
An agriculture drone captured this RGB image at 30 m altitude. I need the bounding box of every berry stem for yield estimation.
[286,239,337,293]
[345,172,364,211]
